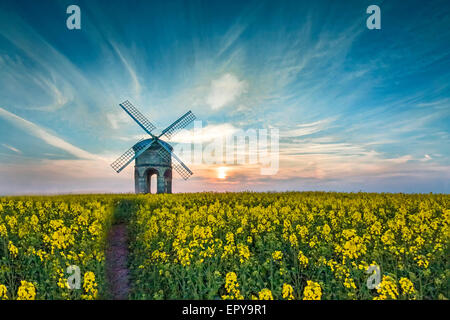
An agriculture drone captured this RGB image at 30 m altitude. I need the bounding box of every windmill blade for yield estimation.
[160,110,196,140]
[110,139,155,173]
[157,148,193,180]
[119,100,157,135]
[156,140,193,180]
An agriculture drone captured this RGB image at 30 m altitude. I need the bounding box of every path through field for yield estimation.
[106,223,130,300]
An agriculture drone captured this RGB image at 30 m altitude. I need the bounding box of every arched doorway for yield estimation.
[145,168,158,194]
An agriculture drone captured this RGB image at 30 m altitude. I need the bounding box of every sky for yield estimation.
[0,0,449,195]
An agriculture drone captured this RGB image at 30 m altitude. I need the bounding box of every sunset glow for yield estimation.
[217,167,227,180]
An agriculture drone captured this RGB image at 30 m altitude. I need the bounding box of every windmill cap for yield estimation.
[133,138,173,151]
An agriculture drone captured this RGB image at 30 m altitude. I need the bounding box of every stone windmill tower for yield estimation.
[111,100,195,194]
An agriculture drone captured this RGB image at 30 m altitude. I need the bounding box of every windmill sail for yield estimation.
[160,110,196,140]
[119,100,156,135]
[156,141,193,180]
[112,99,195,188]
[110,139,155,173]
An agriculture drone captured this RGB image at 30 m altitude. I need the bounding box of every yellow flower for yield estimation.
[225,232,234,244]
[415,255,429,269]
[0,284,8,300]
[399,277,416,298]
[6,216,17,229]
[82,271,98,299]
[282,283,295,300]
[58,277,69,289]
[258,288,273,300]
[344,277,356,290]
[289,233,298,247]
[222,272,243,300]
[88,220,101,236]
[8,241,18,258]
[177,247,192,266]
[17,281,36,300]
[237,244,250,263]
[298,251,309,268]
[272,250,283,261]
[303,280,322,300]
[0,224,7,237]
[296,225,308,239]
[381,230,395,246]
[374,276,398,300]
[323,224,331,235]
[30,214,39,226]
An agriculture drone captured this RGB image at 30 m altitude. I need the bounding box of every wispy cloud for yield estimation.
[216,23,248,58]
[281,118,335,138]
[0,107,100,161]
[109,42,142,96]
[1,143,21,154]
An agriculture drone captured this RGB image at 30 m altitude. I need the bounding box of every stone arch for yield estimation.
[145,168,159,194]
[163,169,172,194]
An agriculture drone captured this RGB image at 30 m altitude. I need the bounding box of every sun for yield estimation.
[217,167,227,179]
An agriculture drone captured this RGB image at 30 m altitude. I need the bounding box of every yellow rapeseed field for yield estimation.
[0,195,115,299]
[1,192,449,300]
[128,192,449,300]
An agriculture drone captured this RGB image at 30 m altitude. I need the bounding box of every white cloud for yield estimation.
[107,113,119,129]
[170,123,239,144]
[206,73,247,110]
[277,143,446,182]
[110,42,141,95]
[114,123,240,153]
[416,98,450,109]
[386,155,413,164]
[281,118,335,138]
[1,144,22,154]
[107,109,135,130]
[0,107,101,161]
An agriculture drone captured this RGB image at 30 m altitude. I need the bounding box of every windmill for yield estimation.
[110,100,196,194]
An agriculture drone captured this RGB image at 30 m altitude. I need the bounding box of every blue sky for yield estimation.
[0,0,449,194]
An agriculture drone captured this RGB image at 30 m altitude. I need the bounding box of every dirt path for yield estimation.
[106,223,130,300]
